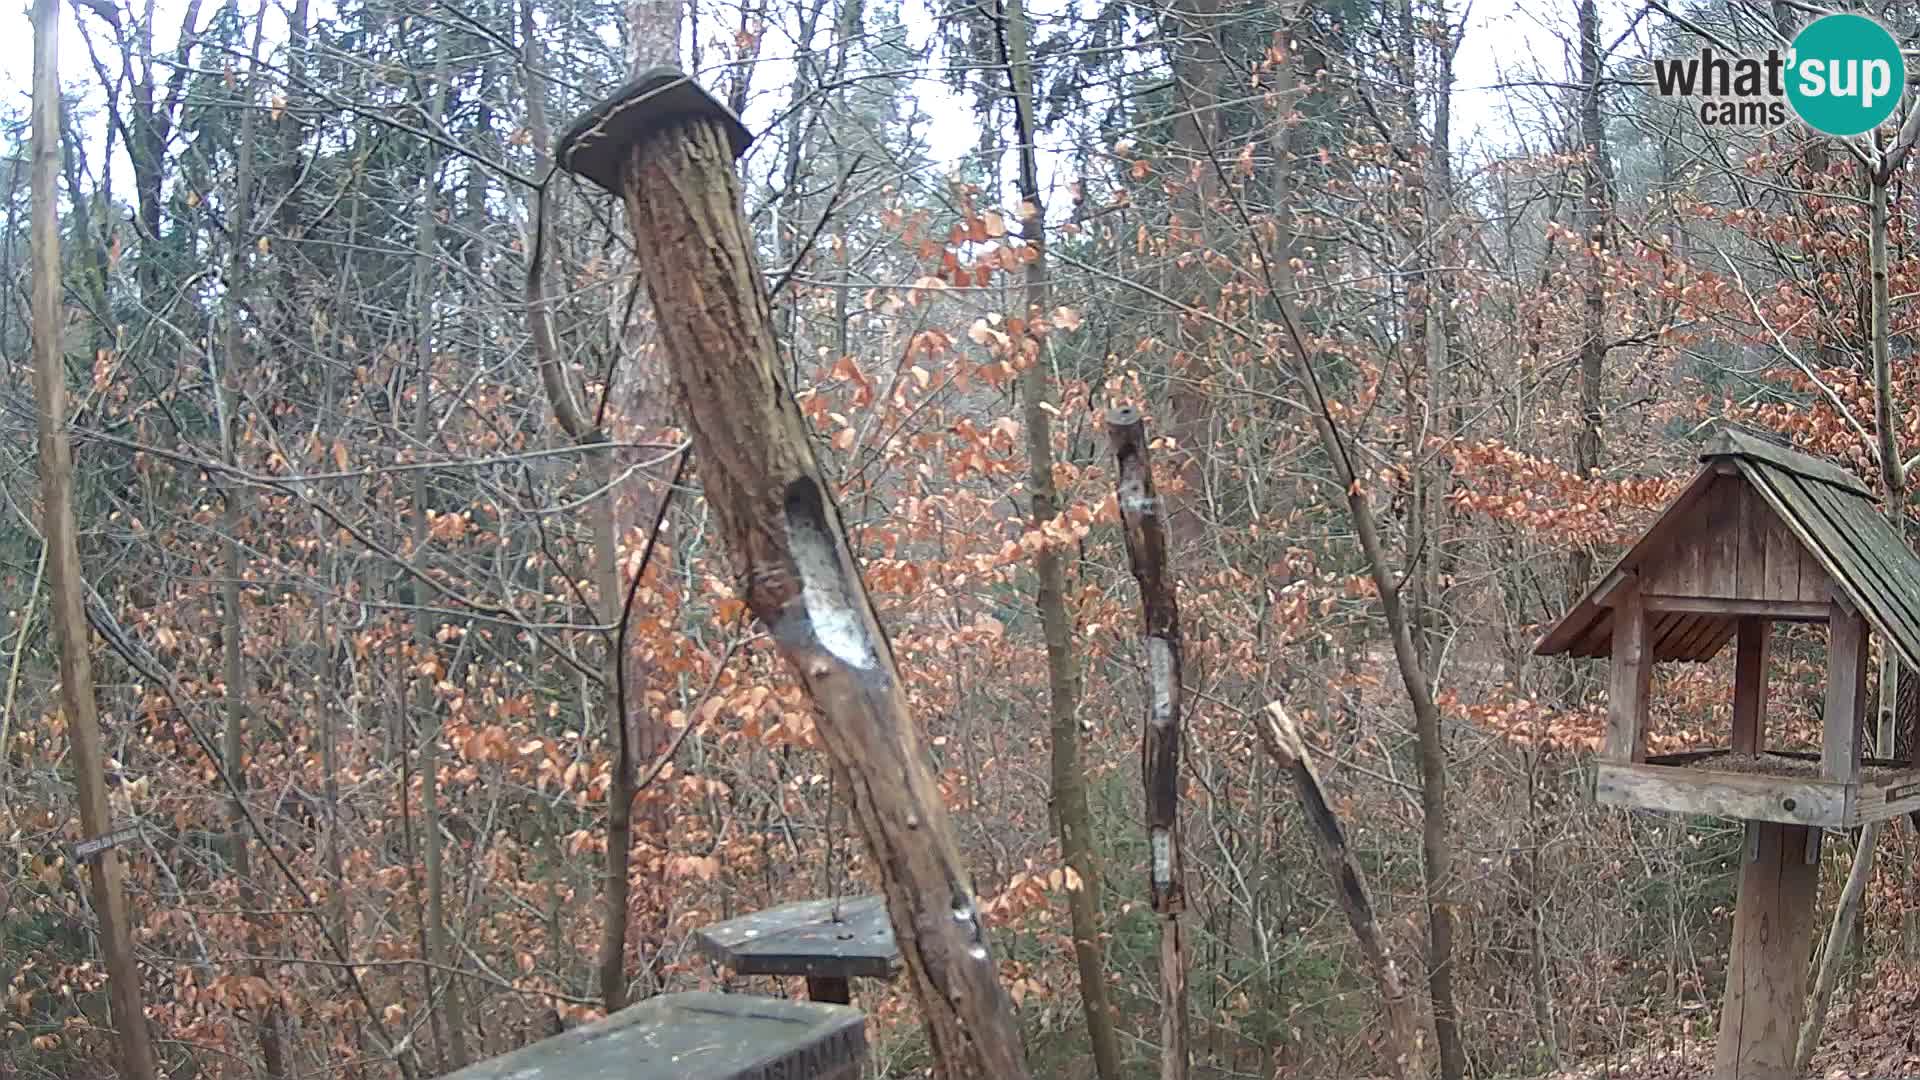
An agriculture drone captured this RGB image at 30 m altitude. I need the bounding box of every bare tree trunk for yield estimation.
[520,0,657,1012]
[1568,0,1612,605]
[1801,160,1910,1061]
[409,30,470,1068]
[1258,705,1426,1077]
[217,11,287,1069]
[1257,234,1463,1080]
[578,85,1034,1079]
[998,3,1122,1075]
[1109,409,1189,1080]
[30,2,158,1074]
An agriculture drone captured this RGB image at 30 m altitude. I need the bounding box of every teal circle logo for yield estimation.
[1787,14,1905,136]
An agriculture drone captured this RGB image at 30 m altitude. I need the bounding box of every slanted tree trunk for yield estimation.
[1798,822,1880,1069]
[997,2,1122,1076]
[1109,409,1189,1080]
[1258,705,1425,1078]
[1256,197,1462,1080]
[572,80,1033,1079]
[30,2,158,1074]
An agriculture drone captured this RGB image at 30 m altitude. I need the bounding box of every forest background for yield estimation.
[5,0,1920,1076]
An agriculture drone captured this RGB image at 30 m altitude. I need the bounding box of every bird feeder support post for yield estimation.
[552,71,1032,1080]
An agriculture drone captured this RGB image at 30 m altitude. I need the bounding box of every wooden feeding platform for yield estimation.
[443,991,866,1080]
[1537,430,1920,1080]
[1597,748,1920,828]
[694,895,901,1005]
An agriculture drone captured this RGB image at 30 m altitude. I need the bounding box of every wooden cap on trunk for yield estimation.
[555,68,752,193]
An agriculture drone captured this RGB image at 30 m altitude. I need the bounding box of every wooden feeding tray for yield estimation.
[1595,748,1920,827]
[695,895,901,1004]
[443,991,866,1080]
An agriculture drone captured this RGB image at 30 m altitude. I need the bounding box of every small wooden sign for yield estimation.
[73,823,141,861]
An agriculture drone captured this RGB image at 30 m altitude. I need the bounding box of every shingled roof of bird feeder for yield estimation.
[555,68,752,194]
[1535,428,1920,672]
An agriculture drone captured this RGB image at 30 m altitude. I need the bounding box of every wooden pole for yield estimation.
[1107,408,1189,1080]
[1714,821,1818,1080]
[554,71,1031,1080]
[30,1,158,1075]
[1258,704,1426,1078]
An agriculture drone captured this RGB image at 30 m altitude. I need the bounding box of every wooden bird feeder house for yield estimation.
[1537,429,1920,1079]
[1537,429,1920,822]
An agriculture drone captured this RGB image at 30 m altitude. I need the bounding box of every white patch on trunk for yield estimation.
[1148,636,1174,727]
[1150,828,1172,888]
[785,479,879,670]
[800,581,877,670]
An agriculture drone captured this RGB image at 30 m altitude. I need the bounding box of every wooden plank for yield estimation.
[1606,588,1654,763]
[1714,822,1819,1080]
[1641,596,1829,620]
[1645,749,1739,766]
[1735,481,1769,598]
[1777,471,1920,671]
[1760,504,1802,604]
[1702,476,1740,598]
[1805,481,1920,670]
[1570,609,1615,659]
[1593,763,1846,826]
[1650,612,1698,659]
[1852,768,1920,825]
[1675,613,1729,661]
[1796,536,1835,604]
[1696,621,1740,664]
[1824,602,1869,783]
[1732,617,1769,755]
[442,991,867,1080]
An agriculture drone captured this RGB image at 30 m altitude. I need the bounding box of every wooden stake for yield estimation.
[1108,407,1189,1080]
[555,71,1030,1080]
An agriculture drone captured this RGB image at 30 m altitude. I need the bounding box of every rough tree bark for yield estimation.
[1108,408,1189,1080]
[1258,704,1425,1078]
[997,1,1122,1075]
[557,75,1033,1079]
[30,1,158,1074]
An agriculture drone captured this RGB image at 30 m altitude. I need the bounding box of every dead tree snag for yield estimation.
[1107,407,1189,1080]
[554,70,1032,1080]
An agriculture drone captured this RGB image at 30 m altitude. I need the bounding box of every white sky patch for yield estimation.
[2,0,1632,193]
